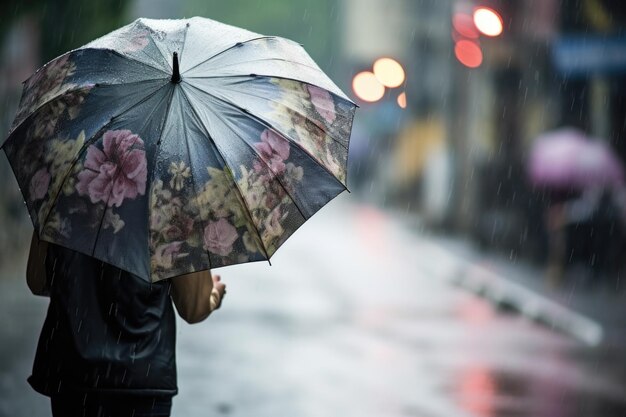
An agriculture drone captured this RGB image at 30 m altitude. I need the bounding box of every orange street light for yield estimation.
[373,57,405,88]
[397,92,407,109]
[352,71,385,102]
[473,7,503,37]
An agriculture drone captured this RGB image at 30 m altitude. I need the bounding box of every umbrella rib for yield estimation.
[92,86,175,262]
[40,82,171,237]
[182,36,278,74]
[96,48,170,75]
[208,84,349,151]
[178,88,272,262]
[184,74,355,105]
[6,79,169,141]
[133,20,174,71]
[186,57,323,74]
[143,87,181,278]
[97,78,169,87]
[184,82,349,189]
[177,94,214,272]
[178,21,192,66]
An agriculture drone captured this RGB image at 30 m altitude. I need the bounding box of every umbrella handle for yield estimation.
[172,52,181,83]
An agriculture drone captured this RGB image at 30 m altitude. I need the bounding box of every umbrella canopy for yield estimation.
[528,128,624,190]
[2,17,356,282]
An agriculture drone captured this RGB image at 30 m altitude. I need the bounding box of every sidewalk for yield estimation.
[394,209,626,349]
[2,201,626,417]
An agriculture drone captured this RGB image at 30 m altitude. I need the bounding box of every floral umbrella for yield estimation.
[2,17,355,282]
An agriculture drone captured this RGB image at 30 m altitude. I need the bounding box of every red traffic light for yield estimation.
[454,40,483,68]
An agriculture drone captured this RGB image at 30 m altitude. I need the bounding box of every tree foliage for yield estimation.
[2,0,131,63]
[182,0,339,74]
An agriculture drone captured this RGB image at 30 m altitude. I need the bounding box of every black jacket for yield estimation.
[29,244,177,397]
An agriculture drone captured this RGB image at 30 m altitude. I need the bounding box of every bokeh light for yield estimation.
[373,57,405,88]
[352,71,385,102]
[473,7,503,37]
[454,40,483,68]
[452,13,479,39]
[397,92,407,109]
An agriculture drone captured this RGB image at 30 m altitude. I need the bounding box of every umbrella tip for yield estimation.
[171,52,181,84]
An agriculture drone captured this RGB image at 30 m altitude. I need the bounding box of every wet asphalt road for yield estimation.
[1,196,626,416]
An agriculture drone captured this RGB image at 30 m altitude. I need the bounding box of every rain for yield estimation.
[1,0,626,416]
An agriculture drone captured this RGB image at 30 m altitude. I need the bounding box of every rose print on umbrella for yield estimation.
[254,129,290,174]
[307,85,336,124]
[203,218,239,257]
[122,29,150,53]
[152,241,188,270]
[76,129,147,207]
[266,78,348,184]
[29,168,51,201]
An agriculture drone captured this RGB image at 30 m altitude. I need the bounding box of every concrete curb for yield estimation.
[450,263,604,347]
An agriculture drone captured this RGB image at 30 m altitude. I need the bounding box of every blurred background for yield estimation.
[2,0,626,416]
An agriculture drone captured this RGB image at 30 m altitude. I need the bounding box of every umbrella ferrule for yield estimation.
[171,52,181,83]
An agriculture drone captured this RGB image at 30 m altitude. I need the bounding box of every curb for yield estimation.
[450,263,603,347]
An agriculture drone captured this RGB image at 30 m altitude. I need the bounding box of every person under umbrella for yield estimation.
[528,128,625,286]
[26,232,225,416]
[4,17,355,417]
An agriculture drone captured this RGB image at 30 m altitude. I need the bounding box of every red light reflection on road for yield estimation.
[356,207,390,257]
[456,297,494,324]
[457,366,495,417]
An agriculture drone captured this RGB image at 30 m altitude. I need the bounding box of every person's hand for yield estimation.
[210,274,226,311]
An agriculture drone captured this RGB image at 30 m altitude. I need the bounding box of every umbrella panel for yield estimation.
[38,84,172,278]
[187,76,352,185]
[176,85,308,266]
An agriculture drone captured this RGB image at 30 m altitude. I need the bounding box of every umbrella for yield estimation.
[528,128,624,190]
[2,17,356,282]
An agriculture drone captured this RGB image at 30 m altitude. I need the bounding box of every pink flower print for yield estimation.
[153,241,185,269]
[163,214,194,241]
[254,129,290,174]
[203,218,238,257]
[25,55,72,108]
[123,29,150,53]
[76,129,147,207]
[263,180,287,209]
[29,168,51,201]
[307,85,336,124]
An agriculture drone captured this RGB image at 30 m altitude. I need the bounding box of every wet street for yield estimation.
[1,196,626,417]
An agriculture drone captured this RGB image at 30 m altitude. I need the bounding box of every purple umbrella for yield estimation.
[528,128,624,189]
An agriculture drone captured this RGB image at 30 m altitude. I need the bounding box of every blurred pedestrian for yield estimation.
[570,187,626,286]
[544,196,569,287]
[546,186,626,288]
[26,231,226,417]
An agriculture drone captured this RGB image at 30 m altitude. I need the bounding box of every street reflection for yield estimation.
[457,365,495,417]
